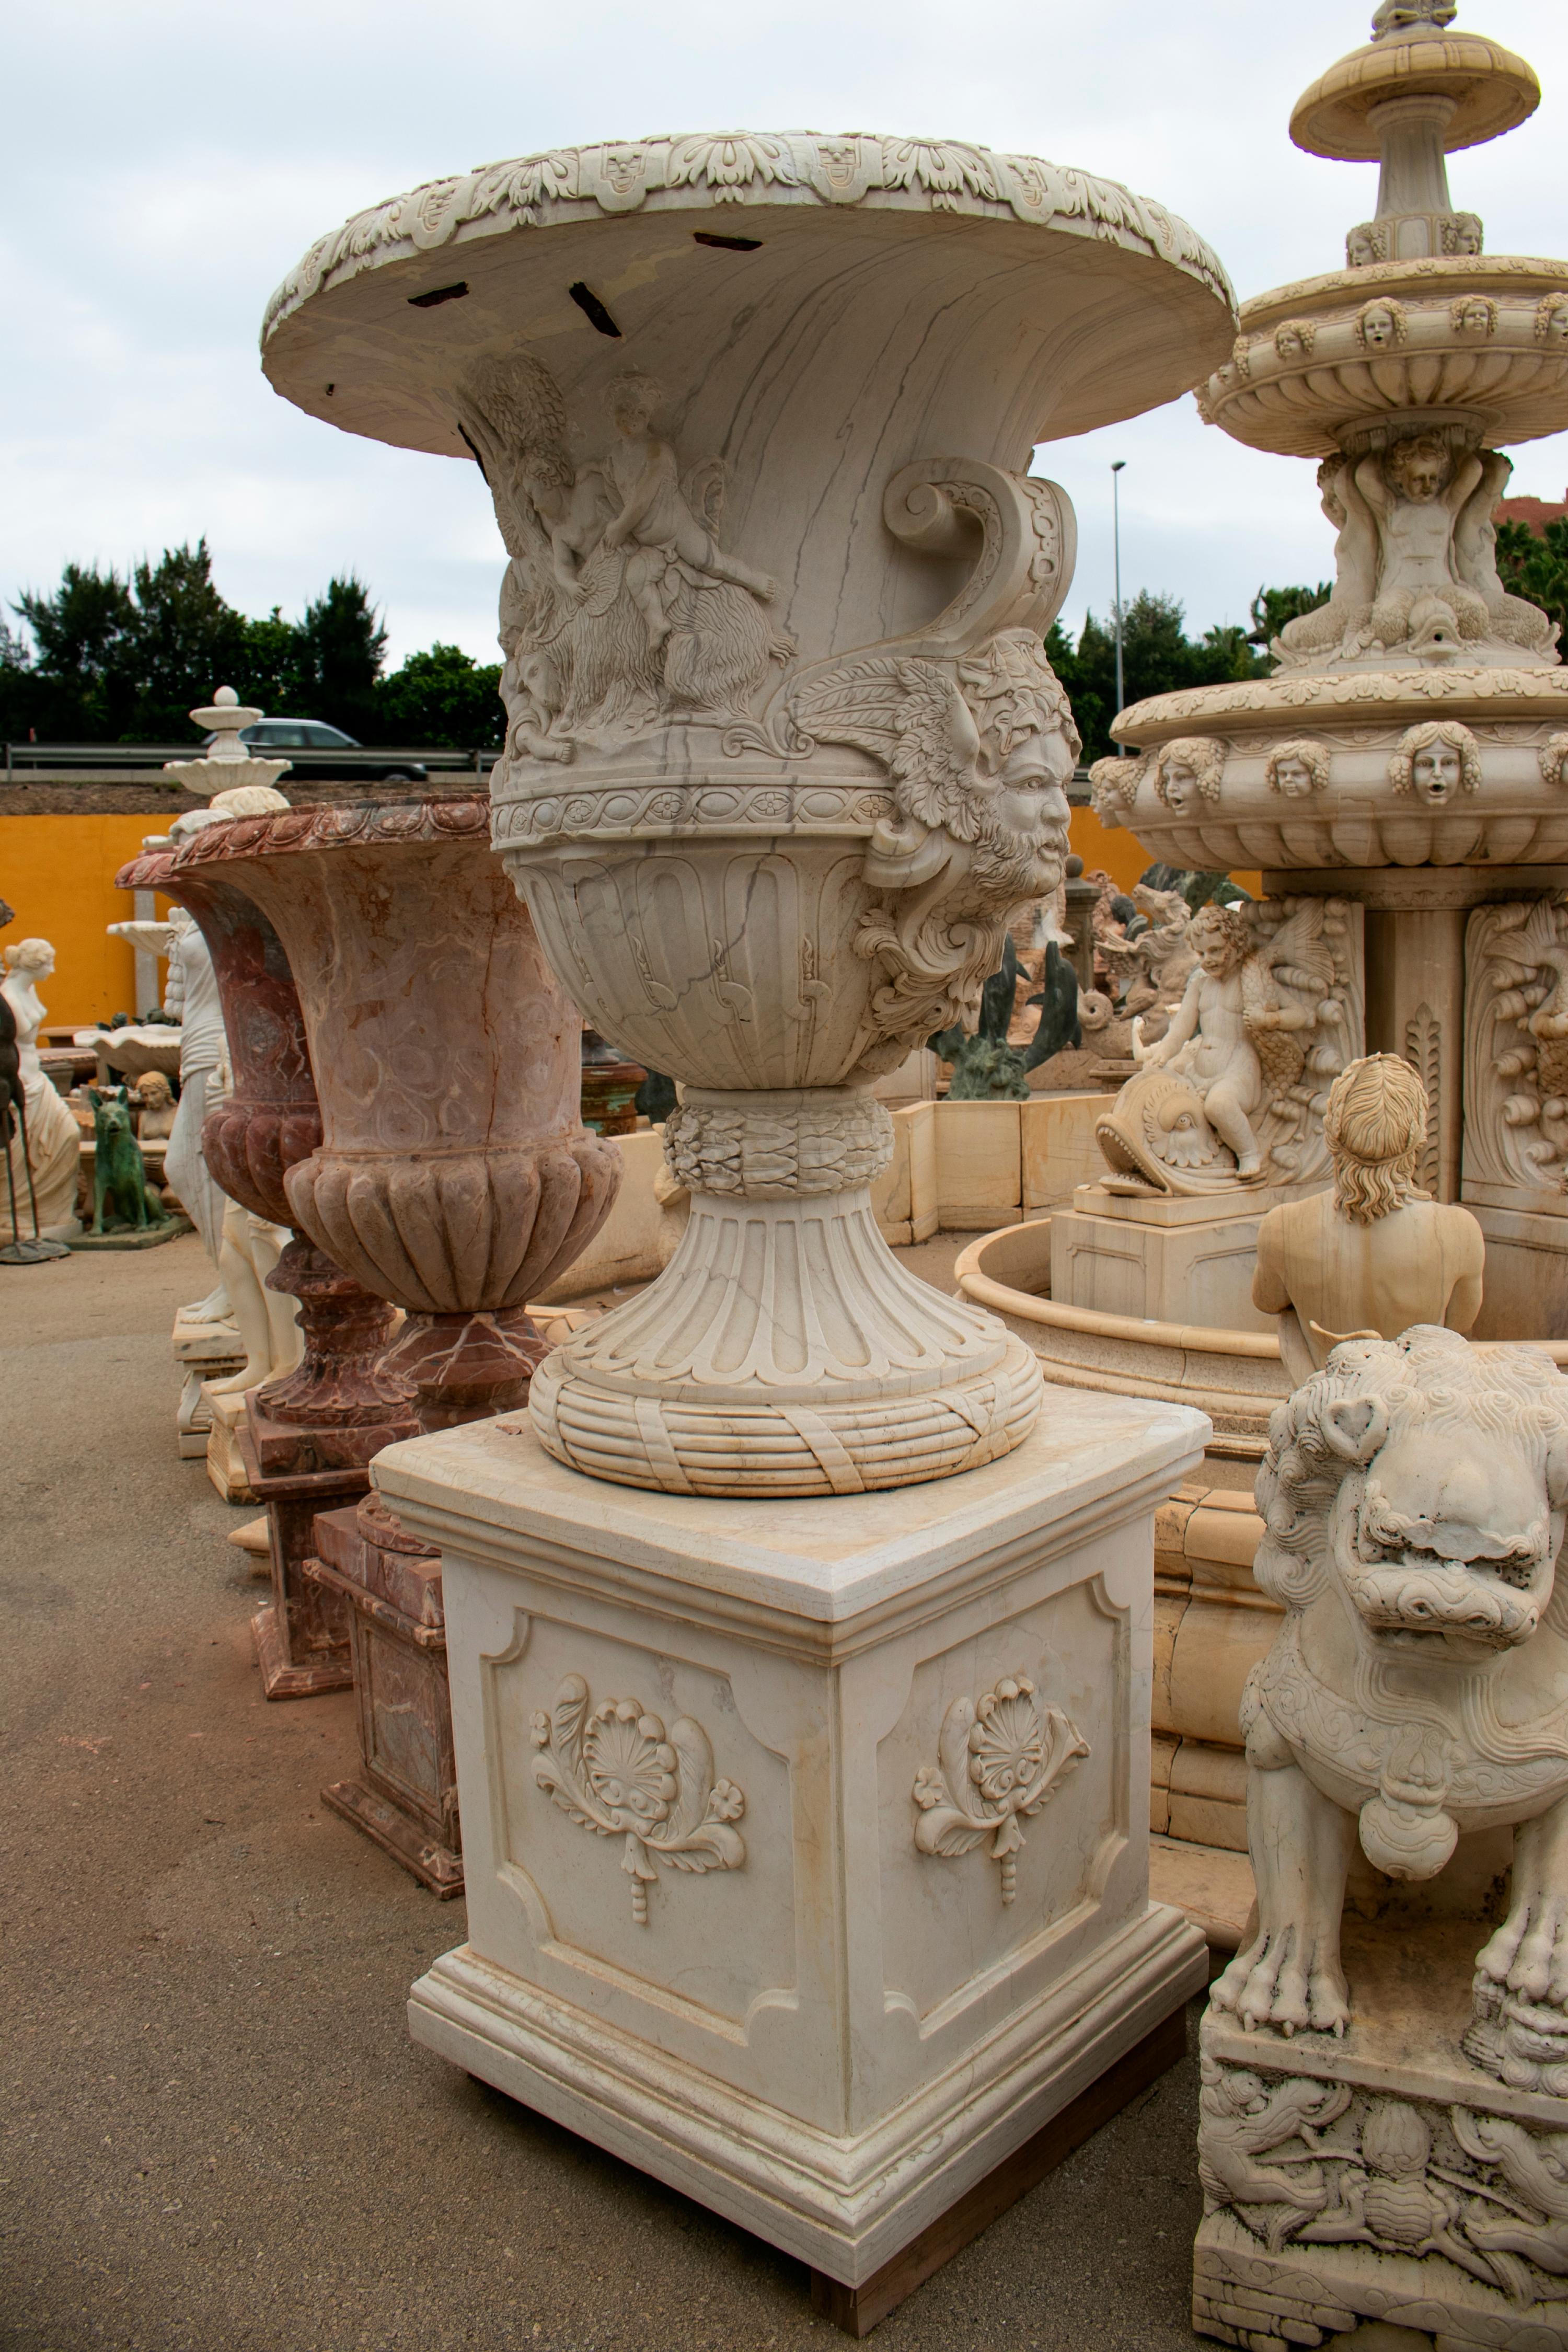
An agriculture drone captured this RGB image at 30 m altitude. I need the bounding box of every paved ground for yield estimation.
[2,1231,1212,2352]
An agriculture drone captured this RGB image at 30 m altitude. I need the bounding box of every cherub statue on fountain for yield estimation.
[1096,900,1355,1194]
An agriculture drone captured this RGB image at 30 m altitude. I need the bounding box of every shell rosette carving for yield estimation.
[913,1675,1089,1904]
[530,1673,746,1924]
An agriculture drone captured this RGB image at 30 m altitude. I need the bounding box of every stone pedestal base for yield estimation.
[1052,1184,1318,1333]
[304,1502,461,1896]
[204,1386,258,1504]
[175,1318,246,1459]
[243,1396,418,1702]
[374,1389,1208,2290]
[1194,1921,1568,2351]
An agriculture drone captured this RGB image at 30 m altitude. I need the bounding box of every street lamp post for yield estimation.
[1111,459,1126,751]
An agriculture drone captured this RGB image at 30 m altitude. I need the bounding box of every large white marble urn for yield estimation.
[262,131,1235,1494]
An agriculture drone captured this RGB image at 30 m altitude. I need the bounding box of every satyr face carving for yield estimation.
[1275,758,1313,798]
[1274,320,1315,361]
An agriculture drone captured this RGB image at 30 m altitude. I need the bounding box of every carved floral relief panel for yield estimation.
[485,1613,793,2025]
[877,1583,1122,2028]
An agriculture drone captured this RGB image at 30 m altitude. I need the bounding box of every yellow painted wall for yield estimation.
[2,806,1262,1029]
[1070,805,1260,901]
[1,816,174,1028]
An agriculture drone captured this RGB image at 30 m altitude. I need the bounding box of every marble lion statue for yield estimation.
[1213,1324,1568,2090]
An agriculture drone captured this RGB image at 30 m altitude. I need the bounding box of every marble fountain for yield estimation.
[952,2,1568,1931]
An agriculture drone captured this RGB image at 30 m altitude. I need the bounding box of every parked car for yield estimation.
[203,720,429,786]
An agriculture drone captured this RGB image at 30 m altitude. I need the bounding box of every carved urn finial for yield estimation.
[1370,0,1457,38]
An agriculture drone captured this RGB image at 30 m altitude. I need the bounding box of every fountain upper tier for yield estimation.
[1201,6,1561,466]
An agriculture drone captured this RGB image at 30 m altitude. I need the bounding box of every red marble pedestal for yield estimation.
[303,1498,460,1896]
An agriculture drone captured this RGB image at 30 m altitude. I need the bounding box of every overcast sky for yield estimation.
[5,0,1567,674]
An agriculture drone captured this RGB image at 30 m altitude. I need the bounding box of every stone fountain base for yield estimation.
[375,1393,1208,2301]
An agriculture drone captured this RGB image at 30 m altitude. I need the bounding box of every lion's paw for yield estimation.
[1211,1926,1349,2039]
[1477,1890,1568,2010]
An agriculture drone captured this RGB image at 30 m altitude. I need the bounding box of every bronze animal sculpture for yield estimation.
[89,1085,171,1236]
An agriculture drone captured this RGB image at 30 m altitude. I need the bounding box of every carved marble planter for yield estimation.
[118,841,417,1699]
[373,1388,1209,2291]
[164,795,619,1427]
[260,128,1235,1498]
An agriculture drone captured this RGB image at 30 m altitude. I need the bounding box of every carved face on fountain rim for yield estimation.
[1388,719,1482,803]
[1154,735,1224,813]
[1267,739,1331,799]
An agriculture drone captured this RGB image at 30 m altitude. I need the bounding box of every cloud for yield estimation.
[4,0,1566,667]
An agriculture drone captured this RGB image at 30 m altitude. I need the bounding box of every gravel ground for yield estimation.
[1,1230,1210,2352]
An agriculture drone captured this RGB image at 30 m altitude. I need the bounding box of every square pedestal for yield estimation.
[1194,1919,1568,2350]
[304,1505,462,1896]
[1052,1183,1319,1333]
[373,1389,1210,2295]
[173,1317,246,1459]
[243,1397,418,1702]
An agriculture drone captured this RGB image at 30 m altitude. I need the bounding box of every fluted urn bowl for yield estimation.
[261,130,1237,1492]
[165,794,619,1422]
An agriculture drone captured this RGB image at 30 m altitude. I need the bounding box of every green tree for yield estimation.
[294,574,387,737]
[1048,591,1269,765]
[1248,582,1332,647]
[376,643,504,748]
[1496,518,1568,645]
[122,541,250,738]
[12,561,139,737]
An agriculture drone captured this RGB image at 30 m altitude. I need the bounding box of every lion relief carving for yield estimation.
[1214,1326,1568,2093]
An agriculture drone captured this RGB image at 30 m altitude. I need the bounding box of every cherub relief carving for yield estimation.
[1275,459,1379,663]
[1087,752,1144,827]
[460,352,793,764]
[1465,894,1568,1196]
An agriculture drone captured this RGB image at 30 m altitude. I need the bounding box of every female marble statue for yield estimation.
[1252,1053,1484,1385]
[2,940,82,1240]
[201,1051,303,1398]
